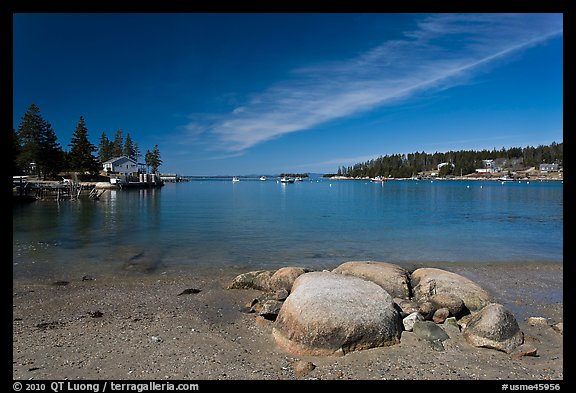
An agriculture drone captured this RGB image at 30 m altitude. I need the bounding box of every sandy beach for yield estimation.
[12,261,563,381]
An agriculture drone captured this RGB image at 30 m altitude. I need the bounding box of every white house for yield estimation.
[476,159,498,174]
[102,156,138,176]
[539,163,559,172]
[437,162,454,171]
[482,159,495,168]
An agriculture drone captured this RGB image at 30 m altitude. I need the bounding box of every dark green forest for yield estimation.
[327,142,563,179]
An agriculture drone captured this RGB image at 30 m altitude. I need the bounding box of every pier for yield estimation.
[13,176,106,202]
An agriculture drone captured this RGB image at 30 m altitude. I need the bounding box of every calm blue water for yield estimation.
[13,178,563,280]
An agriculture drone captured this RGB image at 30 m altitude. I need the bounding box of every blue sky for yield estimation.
[13,13,563,175]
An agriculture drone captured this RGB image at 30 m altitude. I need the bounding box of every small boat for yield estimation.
[370,176,387,183]
[259,176,267,181]
[280,177,295,183]
[232,177,240,182]
[497,175,514,181]
[294,177,303,182]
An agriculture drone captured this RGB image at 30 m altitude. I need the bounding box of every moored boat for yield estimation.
[370,176,387,183]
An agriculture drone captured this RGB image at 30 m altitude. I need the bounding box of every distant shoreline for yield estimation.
[327,175,563,182]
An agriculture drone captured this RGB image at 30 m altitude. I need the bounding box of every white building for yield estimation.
[437,162,455,171]
[102,156,138,176]
[482,159,495,168]
[539,163,559,172]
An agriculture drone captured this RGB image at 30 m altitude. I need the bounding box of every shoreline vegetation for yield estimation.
[324,142,562,180]
[326,174,563,181]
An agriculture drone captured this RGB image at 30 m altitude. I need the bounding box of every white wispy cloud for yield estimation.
[182,13,562,152]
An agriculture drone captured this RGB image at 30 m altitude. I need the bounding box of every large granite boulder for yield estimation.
[273,271,402,356]
[268,267,309,292]
[463,303,524,353]
[411,268,492,312]
[332,261,411,299]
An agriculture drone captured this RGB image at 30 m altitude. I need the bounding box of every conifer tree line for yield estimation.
[332,143,563,179]
[13,103,162,179]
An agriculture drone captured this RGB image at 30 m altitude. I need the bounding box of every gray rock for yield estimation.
[457,313,476,330]
[259,299,283,321]
[511,343,538,359]
[292,360,316,379]
[395,298,419,316]
[412,320,450,342]
[552,322,563,335]
[273,271,402,356]
[122,248,163,273]
[247,298,262,313]
[463,303,524,353]
[418,301,436,320]
[228,270,276,291]
[332,261,411,299]
[527,316,548,326]
[430,293,468,319]
[411,268,493,312]
[268,267,309,292]
[402,312,424,331]
[248,292,282,314]
[443,317,461,335]
[274,288,289,301]
[432,308,450,324]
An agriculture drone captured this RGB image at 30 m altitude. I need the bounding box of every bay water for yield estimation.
[13,178,563,281]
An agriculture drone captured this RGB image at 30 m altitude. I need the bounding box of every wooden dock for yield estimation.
[13,177,106,202]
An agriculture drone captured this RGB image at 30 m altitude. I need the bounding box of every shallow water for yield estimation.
[13,178,563,280]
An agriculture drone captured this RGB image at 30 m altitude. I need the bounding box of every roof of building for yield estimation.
[102,156,137,165]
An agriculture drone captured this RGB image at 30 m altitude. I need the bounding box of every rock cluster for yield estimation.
[228,261,547,357]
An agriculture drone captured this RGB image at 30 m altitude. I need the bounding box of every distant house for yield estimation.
[482,159,495,168]
[476,159,496,174]
[437,162,454,171]
[482,160,497,169]
[539,163,559,172]
[102,156,138,176]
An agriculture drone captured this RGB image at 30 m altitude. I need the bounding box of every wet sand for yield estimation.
[12,261,563,381]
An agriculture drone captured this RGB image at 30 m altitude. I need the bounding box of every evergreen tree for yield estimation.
[112,129,124,158]
[39,120,64,178]
[16,103,63,179]
[145,144,162,173]
[68,116,99,175]
[123,133,136,159]
[98,132,113,163]
[13,128,22,174]
[333,142,562,178]
[133,142,141,163]
[16,104,43,176]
